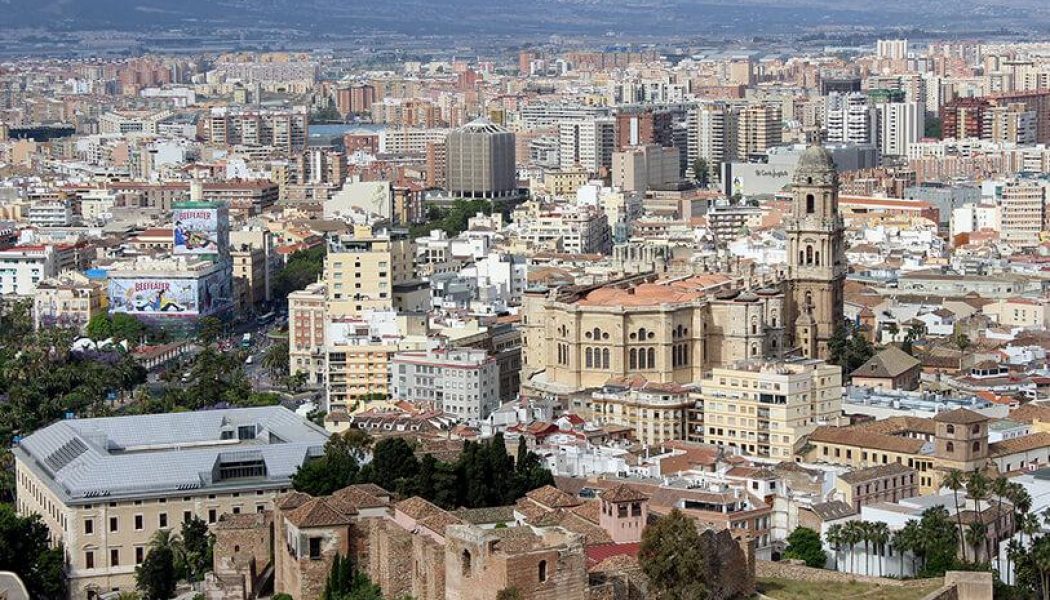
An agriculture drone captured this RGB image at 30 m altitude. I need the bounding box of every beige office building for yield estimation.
[13,408,328,600]
[589,379,692,446]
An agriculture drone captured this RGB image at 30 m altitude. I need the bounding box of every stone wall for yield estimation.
[367,518,414,599]
[757,560,934,587]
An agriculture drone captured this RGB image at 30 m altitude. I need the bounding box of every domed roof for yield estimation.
[793,142,837,183]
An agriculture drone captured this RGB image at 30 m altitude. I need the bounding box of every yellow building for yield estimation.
[33,271,107,331]
[542,169,589,197]
[699,361,842,459]
[13,407,328,600]
[324,224,417,319]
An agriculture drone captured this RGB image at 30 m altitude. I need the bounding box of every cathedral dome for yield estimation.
[793,143,837,184]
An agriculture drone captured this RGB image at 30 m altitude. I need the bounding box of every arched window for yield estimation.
[585,347,593,368]
[806,194,815,213]
[751,343,758,357]
[647,348,655,367]
[946,424,955,435]
[637,327,647,340]
[972,424,981,434]
[771,312,778,327]
[814,251,820,266]
[593,327,601,340]
[462,550,472,576]
[946,442,955,453]
[973,441,981,452]
[538,560,548,583]
[805,245,813,265]
[629,348,637,369]
[602,348,610,369]
[751,317,759,335]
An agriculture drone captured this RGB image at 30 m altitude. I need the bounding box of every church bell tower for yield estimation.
[785,141,846,360]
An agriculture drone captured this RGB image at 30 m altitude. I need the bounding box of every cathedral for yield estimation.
[522,142,846,396]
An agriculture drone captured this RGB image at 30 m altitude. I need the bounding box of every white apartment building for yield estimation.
[0,245,58,296]
[559,117,616,174]
[950,202,1001,239]
[516,206,612,255]
[876,101,925,157]
[687,102,734,173]
[824,93,876,145]
[391,347,500,419]
[28,200,74,227]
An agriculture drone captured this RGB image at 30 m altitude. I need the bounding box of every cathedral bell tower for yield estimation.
[785,141,845,361]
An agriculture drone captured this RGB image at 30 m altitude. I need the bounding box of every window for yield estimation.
[309,537,323,559]
[538,560,548,583]
[184,511,192,523]
[159,513,168,528]
[946,442,955,453]
[85,551,94,569]
[208,509,217,524]
[946,424,955,434]
[461,550,472,576]
[84,519,93,535]
[110,549,120,567]
[109,517,118,532]
[806,194,815,213]
[136,547,145,564]
[973,441,981,452]
[134,515,143,530]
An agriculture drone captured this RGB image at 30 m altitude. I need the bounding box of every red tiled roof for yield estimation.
[585,542,641,568]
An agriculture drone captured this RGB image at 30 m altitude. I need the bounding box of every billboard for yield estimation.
[109,278,201,316]
[172,203,228,255]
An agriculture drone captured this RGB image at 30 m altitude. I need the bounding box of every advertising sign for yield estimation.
[173,205,225,255]
[109,278,200,316]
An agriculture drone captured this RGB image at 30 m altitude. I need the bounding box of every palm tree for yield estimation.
[858,521,873,575]
[1034,538,1050,600]
[870,521,890,577]
[825,524,844,571]
[966,521,988,564]
[263,339,290,379]
[1007,538,1024,586]
[843,521,860,573]
[944,469,967,562]
[899,520,923,577]
[967,470,990,561]
[992,476,1010,567]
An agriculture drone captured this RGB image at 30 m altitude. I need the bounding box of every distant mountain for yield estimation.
[2,0,1047,35]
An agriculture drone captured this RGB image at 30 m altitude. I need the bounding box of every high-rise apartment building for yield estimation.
[735,103,783,158]
[445,119,517,199]
[206,106,309,151]
[984,102,1038,145]
[824,93,877,145]
[559,116,616,174]
[687,102,735,179]
[698,361,842,459]
[876,39,909,60]
[876,101,925,157]
[614,107,674,150]
[1000,179,1046,248]
[941,98,991,140]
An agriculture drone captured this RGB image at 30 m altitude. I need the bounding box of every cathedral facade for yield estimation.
[522,143,845,396]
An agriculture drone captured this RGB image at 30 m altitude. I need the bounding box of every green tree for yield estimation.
[0,504,66,599]
[136,530,179,600]
[292,431,369,496]
[273,245,326,303]
[180,516,214,581]
[196,316,224,346]
[943,469,967,562]
[111,313,148,344]
[639,509,709,600]
[828,323,876,378]
[915,505,960,577]
[264,339,291,378]
[86,313,113,339]
[784,526,827,568]
[360,437,420,496]
[692,158,710,187]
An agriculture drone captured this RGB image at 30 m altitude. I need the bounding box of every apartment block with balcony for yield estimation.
[699,361,843,459]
